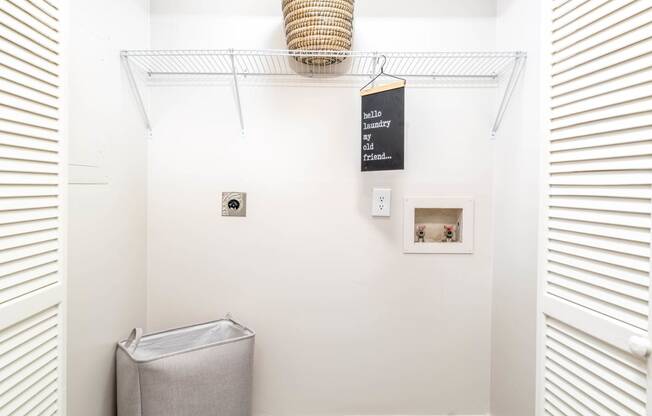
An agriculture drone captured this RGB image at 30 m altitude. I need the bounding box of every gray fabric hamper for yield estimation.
[116,318,255,416]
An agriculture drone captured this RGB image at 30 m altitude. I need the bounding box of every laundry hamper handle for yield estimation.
[125,327,143,353]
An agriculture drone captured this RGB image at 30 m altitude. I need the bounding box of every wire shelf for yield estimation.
[122,49,524,81]
[120,49,526,138]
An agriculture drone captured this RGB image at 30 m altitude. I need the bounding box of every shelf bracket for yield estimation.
[122,53,152,138]
[490,53,526,140]
[229,49,246,136]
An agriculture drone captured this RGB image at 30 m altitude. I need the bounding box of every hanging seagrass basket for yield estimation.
[282,0,355,66]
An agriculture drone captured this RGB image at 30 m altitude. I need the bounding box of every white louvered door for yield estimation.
[539,0,652,415]
[0,0,65,415]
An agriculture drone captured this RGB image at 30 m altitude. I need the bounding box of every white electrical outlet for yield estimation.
[372,188,391,217]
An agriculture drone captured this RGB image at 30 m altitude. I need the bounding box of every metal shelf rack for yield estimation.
[121,49,526,138]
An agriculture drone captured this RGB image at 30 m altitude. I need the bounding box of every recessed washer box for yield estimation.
[404,197,474,254]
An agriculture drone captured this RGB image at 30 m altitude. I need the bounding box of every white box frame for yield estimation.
[403,197,474,254]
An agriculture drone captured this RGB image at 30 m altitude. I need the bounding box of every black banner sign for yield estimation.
[361,82,405,172]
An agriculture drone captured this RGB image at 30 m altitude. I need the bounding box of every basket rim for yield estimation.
[117,317,256,363]
[282,0,354,7]
[282,0,354,16]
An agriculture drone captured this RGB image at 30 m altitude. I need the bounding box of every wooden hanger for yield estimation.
[360,55,406,95]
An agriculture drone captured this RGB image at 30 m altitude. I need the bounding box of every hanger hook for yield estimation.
[360,54,405,93]
[379,55,387,73]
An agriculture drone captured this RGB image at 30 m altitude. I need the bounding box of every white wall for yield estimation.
[147,1,498,415]
[490,0,541,415]
[67,1,149,415]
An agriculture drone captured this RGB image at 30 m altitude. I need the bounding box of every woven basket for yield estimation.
[282,0,354,66]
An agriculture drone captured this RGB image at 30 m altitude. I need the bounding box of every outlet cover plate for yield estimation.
[372,188,391,217]
[222,192,247,217]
